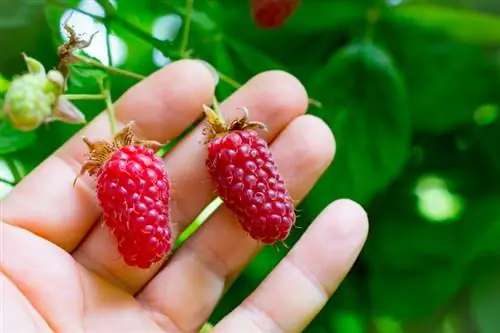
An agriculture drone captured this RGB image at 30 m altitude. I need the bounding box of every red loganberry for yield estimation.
[251,0,302,29]
[203,105,296,244]
[79,123,172,269]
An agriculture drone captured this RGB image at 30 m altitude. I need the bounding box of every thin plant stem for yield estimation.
[104,89,117,135]
[179,0,194,58]
[97,78,117,135]
[73,53,145,80]
[95,0,116,16]
[0,176,15,186]
[215,71,322,108]
[63,94,106,100]
[94,0,176,58]
[105,23,113,67]
[5,159,23,184]
[217,71,242,89]
[102,15,117,136]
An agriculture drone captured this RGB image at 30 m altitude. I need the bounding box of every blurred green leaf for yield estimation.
[470,264,500,333]
[0,119,36,154]
[303,40,411,216]
[224,37,286,76]
[393,4,500,45]
[68,62,109,89]
[0,75,10,93]
[365,177,500,270]
[369,264,467,320]
[329,311,366,333]
[0,0,46,29]
[377,15,500,132]
[285,0,367,33]
[212,38,238,99]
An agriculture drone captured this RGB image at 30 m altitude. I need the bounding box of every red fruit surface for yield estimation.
[95,145,172,268]
[206,129,295,243]
[251,0,301,28]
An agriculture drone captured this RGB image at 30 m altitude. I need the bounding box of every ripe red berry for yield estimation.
[251,0,301,29]
[79,123,172,269]
[203,105,296,244]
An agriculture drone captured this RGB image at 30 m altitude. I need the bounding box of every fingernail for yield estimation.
[195,59,219,85]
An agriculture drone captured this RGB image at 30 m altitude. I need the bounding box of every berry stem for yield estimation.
[63,93,106,101]
[211,95,225,124]
[217,71,242,89]
[73,53,145,80]
[105,21,113,68]
[96,78,118,136]
[104,89,117,136]
[179,0,194,58]
[202,95,227,133]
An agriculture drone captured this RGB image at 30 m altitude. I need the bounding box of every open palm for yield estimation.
[1,61,368,333]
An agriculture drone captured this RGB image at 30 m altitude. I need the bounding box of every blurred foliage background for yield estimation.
[1,0,500,332]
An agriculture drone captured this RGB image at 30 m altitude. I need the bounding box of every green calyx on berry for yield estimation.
[79,122,164,178]
[2,54,86,131]
[202,100,267,142]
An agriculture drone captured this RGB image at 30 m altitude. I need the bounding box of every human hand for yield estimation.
[1,60,368,333]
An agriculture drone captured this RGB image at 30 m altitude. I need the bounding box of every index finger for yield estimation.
[2,59,216,251]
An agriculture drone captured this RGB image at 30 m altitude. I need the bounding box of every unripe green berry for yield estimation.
[4,73,58,131]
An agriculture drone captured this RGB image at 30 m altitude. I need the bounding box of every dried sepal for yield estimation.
[58,16,98,79]
[76,122,164,184]
[202,104,268,142]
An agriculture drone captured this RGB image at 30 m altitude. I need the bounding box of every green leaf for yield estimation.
[329,311,367,333]
[393,4,500,45]
[0,119,36,154]
[224,37,286,75]
[212,38,238,100]
[376,14,500,132]
[470,264,500,333]
[0,0,46,29]
[0,75,10,93]
[365,183,500,270]
[369,264,467,320]
[302,41,411,217]
[285,0,367,33]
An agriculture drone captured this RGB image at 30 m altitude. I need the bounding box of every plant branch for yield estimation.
[73,53,145,80]
[95,0,116,16]
[179,0,194,58]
